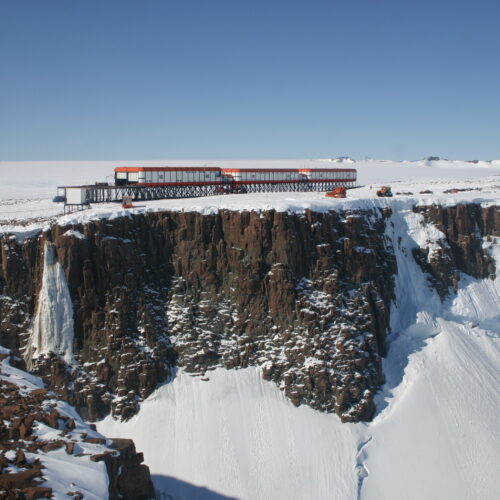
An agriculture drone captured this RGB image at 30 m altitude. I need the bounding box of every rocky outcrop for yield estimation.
[0,208,397,423]
[0,349,155,500]
[164,209,396,421]
[96,439,155,500]
[413,204,498,298]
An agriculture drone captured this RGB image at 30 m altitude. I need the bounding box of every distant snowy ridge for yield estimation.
[326,156,356,163]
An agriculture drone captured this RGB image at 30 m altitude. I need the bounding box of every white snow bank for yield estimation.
[36,449,109,500]
[62,229,85,239]
[98,368,361,500]
[363,317,500,500]
[0,352,46,394]
[26,241,74,364]
[447,239,500,332]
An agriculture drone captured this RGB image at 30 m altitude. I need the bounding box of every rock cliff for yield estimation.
[413,204,499,298]
[0,204,498,427]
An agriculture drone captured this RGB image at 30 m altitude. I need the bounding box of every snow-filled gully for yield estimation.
[95,205,500,500]
[358,205,500,500]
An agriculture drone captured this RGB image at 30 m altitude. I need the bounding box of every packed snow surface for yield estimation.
[362,208,500,500]
[26,241,74,364]
[98,205,500,500]
[100,368,360,500]
[2,158,500,236]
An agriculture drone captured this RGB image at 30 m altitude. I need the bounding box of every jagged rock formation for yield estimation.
[0,204,498,425]
[1,209,395,423]
[163,209,396,421]
[0,349,155,500]
[412,204,499,298]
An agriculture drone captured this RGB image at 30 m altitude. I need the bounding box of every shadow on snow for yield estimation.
[153,474,239,500]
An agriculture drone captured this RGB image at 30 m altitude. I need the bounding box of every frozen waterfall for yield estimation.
[26,241,74,365]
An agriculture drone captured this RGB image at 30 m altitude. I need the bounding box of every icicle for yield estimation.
[26,241,74,366]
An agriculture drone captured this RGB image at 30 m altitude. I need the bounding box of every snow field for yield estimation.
[361,210,500,500]
[2,158,500,237]
[99,368,361,500]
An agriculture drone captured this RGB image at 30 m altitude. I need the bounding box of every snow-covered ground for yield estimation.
[1,158,500,236]
[98,204,500,500]
[361,208,500,500]
[100,368,360,500]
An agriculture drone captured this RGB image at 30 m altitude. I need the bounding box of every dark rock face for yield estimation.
[0,236,40,351]
[164,209,396,422]
[413,204,499,299]
[0,208,397,423]
[103,439,156,500]
[1,204,499,425]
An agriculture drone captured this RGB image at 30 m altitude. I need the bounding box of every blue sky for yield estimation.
[1,0,499,160]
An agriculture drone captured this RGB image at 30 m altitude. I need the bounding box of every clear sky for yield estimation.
[1,0,499,161]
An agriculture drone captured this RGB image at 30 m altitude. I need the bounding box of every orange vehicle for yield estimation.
[325,186,347,198]
[376,186,393,197]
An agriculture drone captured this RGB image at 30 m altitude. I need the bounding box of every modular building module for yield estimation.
[56,166,357,210]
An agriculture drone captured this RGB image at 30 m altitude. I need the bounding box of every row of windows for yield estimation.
[116,170,356,183]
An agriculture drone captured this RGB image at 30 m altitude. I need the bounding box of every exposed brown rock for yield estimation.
[83,437,106,445]
[1,205,498,427]
[0,463,43,490]
[414,204,498,298]
[23,487,53,500]
[66,492,84,499]
[0,352,155,500]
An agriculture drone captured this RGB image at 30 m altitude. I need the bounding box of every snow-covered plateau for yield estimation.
[1,157,500,235]
[0,159,499,499]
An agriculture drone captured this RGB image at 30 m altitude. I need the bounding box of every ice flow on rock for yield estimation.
[26,241,74,364]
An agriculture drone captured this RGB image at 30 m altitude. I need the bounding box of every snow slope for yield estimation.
[363,319,500,500]
[98,202,500,500]
[361,207,500,500]
[100,369,360,500]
